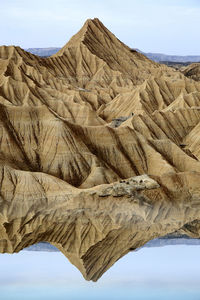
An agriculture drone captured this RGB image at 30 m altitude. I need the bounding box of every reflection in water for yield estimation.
[0,245,200,300]
[25,237,200,252]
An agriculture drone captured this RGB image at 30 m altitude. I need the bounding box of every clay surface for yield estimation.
[1,18,200,281]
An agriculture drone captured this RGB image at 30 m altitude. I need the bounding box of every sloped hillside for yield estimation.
[1,18,200,281]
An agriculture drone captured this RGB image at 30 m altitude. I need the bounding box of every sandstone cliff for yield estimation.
[1,18,200,281]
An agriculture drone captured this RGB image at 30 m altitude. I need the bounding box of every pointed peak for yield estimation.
[77,18,104,37]
[77,18,111,41]
[83,18,104,27]
[52,18,112,56]
[82,18,112,35]
[83,18,112,36]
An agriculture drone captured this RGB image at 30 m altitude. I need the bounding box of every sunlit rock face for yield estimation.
[1,18,200,281]
[183,63,200,81]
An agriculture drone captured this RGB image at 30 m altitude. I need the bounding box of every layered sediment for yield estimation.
[1,18,200,281]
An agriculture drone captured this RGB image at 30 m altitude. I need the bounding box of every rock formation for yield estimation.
[1,18,200,281]
[182,63,200,81]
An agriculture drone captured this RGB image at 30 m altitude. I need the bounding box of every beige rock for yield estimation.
[0,18,200,281]
[182,63,200,81]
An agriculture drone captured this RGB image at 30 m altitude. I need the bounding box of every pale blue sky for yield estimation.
[0,0,200,55]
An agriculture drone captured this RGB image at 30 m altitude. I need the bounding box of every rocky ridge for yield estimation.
[1,18,200,281]
[182,63,200,81]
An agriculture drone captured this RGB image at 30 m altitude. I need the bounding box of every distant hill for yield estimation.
[144,52,200,63]
[27,47,200,63]
[25,236,200,252]
[26,47,61,57]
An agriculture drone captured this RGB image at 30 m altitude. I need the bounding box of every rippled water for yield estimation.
[1,245,200,300]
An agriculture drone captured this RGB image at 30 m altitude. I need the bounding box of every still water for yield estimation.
[0,245,200,300]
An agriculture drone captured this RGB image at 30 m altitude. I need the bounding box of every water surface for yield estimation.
[0,245,200,300]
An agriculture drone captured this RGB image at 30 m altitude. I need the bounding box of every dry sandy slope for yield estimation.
[1,18,200,281]
[182,62,200,81]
